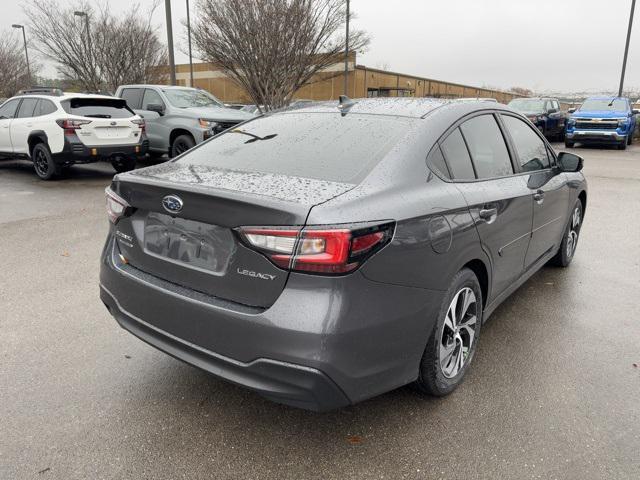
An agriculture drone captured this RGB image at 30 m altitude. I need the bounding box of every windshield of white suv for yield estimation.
[579,99,628,111]
[162,89,224,108]
[508,99,547,113]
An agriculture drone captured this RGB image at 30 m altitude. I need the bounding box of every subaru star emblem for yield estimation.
[162,195,183,214]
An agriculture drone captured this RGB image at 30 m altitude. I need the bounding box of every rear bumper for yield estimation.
[99,235,443,410]
[52,135,149,165]
[566,129,627,143]
[101,285,349,411]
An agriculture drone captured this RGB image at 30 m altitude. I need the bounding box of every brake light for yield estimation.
[237,223,394,274]
[56,119,91,135]
[132,119,145,133]
[105,187,130,224]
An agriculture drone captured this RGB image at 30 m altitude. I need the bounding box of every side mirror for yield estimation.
[548,108,558,114]
[146,103,165,116]
[568,108,576,114]
[557,152,583,172]
[633,109,639,115]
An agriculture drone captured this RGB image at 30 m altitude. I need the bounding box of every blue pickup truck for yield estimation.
[565,96,638,150]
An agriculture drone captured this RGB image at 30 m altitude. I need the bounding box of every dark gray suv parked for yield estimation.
[100,98,587,411]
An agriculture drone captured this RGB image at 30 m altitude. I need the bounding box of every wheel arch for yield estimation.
[461,258,490,309]
[578,189,587,212]
[169,128,194,147]
[27,131,49,157]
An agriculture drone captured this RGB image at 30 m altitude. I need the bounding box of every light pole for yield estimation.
[186,0,194,87]
[165,0,177,85]
[619,0,636,97]
[73,11,91,53]
[11,24,31,85]
[343,0,350,96]
[74,11,93,89]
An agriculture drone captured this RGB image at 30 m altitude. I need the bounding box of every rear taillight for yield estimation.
[237,223,394,275]
[56,119,91,136]
[105,187,130,224]
[132,119,145,133]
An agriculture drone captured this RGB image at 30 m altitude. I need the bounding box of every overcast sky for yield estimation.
[2,0,638,93]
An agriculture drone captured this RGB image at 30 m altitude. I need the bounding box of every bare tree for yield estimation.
[0,33,33,98]
[510,86,533,97]
[191,0,369,110]
[24,0,168,93]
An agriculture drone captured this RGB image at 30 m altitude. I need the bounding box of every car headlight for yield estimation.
[617,118,629,127]
[199,118,218,129]
[567,118,576,126]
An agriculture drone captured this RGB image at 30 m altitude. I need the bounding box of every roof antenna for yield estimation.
[338,95,357,115]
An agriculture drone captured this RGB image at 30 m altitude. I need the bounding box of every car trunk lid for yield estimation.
[110,162,354,308]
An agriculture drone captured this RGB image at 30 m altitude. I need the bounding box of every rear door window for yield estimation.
[61,98,135,119]
[119,88,143,109]
[16,98,39,118]
[181,113,416,184]
[35,99,57,116]
[501,115,550,172]
[427,145,450,179]
[440,128,475,180]
[460,114,513,179]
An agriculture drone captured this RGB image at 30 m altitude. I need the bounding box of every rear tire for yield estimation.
[550,199,583,267]
[170,134,195,157]
[415,268,483,396]
[31,143,60,180]
[111,157,136,173]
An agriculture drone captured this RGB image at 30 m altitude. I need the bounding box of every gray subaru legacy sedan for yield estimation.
[100,98,587,411]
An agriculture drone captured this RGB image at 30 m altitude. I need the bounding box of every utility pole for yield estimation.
[11,24,31,85]
[165,0,177,85]
[619,0,636,97]
[186,0,194,87]
[343,0,350,96]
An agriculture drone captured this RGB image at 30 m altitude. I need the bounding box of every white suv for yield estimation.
[0,89,148,180]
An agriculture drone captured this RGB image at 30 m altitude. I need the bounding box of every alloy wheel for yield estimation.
[566,204,581,259]
[439,287,478,379]
[34,149,49,177]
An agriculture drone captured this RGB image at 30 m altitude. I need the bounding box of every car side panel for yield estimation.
[454,175,533,303]
[523,169,571,269]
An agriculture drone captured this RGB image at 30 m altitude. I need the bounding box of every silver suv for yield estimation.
[115,85,252,157]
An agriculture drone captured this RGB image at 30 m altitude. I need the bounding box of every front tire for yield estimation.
[170,134,195,157]
[618,140,627,150]
[32,143,60,180]
[565,140,575,148]
[415,268,483,396]
[550,199,583,267]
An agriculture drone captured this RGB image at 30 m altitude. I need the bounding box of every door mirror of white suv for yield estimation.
[147,103,165,116]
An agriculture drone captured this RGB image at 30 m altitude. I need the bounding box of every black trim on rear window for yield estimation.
[61,97,135,119]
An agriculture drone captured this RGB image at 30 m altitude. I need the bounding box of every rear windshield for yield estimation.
[179,113,416,183]
[61,98,135,118]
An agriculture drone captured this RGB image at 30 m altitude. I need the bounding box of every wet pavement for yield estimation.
[1,145,639,479]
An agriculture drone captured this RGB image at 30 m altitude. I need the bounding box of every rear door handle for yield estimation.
[478,207,498,221]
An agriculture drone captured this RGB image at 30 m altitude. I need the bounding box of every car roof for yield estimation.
[276,97,513,119]
[118,84,198,91]
[12,93,119,102]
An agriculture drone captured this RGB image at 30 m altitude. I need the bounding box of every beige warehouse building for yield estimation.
[174,52,521,105]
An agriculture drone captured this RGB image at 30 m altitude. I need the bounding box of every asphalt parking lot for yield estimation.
[1,145,639,480]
